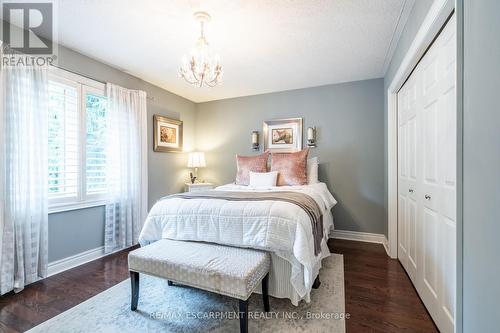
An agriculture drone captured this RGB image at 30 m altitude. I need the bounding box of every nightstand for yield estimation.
[184,182,214,192]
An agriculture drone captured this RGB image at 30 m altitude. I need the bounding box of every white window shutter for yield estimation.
[48,80,79,203]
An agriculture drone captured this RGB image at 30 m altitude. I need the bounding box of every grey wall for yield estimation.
[48,206,105,261]
[382,0,434,236]
[195,79,385,234]
[48,45,196,262]
[462,0,500,331]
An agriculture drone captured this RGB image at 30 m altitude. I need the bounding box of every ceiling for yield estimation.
[55,0,411,103]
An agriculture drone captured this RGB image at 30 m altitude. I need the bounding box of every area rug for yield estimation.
[27,254,345,333]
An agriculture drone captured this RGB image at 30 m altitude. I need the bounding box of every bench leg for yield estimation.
[239,299,248,333]
[262,273,270,312]
[312,275,321,289]
[130,271,139,311]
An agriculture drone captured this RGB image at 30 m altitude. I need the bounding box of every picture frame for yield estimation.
[153,115,183,152]
[263,117,303,152]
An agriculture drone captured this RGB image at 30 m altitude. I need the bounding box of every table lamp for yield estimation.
[187,152,206,183]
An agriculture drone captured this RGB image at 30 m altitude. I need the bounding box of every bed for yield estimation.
[138,182,337,305]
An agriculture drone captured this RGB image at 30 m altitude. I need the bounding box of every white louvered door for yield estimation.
[397,14,456,333]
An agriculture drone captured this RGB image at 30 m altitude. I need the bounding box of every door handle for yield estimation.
[409,189,414,193]
[425,194,431,200]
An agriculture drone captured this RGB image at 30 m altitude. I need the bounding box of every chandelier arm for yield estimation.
[190,63,202,84]
[206,78,218,86]
[206,71,221,85]
[180,72,198,85]
[199,68,207,87]
[181,64,199,84]
[206,81,217,88]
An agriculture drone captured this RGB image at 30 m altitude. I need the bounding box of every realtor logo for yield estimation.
[2,2,53,54]
[1,1,57,66]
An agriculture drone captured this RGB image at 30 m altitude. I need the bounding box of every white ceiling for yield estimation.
[55,0,411,102]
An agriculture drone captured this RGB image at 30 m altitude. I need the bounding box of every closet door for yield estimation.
[397,72,419,283]
[438,17,457,333]
[397,14,456,333]
[419,14,456,333]
[397,80,409,272]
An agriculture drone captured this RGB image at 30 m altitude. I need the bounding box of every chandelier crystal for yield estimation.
[179,12,223,88]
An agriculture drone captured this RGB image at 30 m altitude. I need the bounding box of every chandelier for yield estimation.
[179,11,223,88]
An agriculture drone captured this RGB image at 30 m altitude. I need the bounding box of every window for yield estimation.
[85,90,107,195]
[48,69,107,212]
[48,80,79,201]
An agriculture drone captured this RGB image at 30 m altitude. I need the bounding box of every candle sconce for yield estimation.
[251,131,260,151]
[307,127,317,148]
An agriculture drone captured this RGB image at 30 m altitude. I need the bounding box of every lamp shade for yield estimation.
[187,152,206,168]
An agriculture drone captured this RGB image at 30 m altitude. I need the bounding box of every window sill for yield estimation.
[48,200,107,214]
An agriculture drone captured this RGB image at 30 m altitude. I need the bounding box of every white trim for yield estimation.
[48,200,106,214]
[382,0,416,75]
[47,245,136,277]
[48,246,105,277]
[382,237,390,257]
[47,68,108,213]
[332,229,387,245]
[386,0,454,259]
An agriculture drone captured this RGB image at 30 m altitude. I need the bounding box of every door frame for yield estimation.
[386,0,460,331]
[387,0,454,259]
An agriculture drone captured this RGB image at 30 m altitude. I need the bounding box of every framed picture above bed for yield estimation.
[153,115,183,152]
[263,117,303,152]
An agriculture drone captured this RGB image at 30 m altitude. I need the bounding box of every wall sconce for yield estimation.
[307,127,317,148]
[251,131,260,151]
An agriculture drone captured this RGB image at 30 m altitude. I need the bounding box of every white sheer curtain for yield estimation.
[104,83,148,253]
[0,65,49,294]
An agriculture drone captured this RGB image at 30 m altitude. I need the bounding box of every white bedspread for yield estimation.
[138,182,337,300]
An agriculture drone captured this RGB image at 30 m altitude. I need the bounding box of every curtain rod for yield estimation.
[51,64,156,101]
[52,64,105,84]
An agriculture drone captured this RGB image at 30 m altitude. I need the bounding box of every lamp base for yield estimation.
[190,167,199,184]
[189,172,197,184]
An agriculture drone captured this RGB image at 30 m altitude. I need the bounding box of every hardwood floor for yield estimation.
[0,240,438,333]
[0,247,134,333]
[332,239,438,333]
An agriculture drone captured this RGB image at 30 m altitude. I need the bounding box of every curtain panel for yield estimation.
[104,84,148,253]
[0,64,49,294]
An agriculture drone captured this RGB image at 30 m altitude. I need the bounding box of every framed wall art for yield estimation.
[263,117,303,152]
[153,115,183,152]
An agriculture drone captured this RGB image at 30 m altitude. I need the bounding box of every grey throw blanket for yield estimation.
[166,190,324,256]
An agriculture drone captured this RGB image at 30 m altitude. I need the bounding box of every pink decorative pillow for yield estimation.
[235,151,270,185]
[271,149,309,186]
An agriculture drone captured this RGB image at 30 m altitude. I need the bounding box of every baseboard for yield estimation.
[47,230,391,277]
[331,229,387,245]
[382,237,391,257]
[48,246,105,277]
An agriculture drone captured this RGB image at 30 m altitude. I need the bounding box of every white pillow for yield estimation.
[249,171,278,188]
[307,157,319,184]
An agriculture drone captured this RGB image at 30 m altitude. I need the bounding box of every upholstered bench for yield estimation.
[128,239,271,333]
